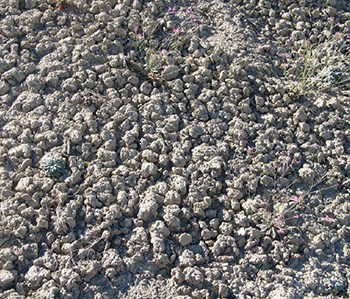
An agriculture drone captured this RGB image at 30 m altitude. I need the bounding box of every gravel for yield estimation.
[0,0,350,298]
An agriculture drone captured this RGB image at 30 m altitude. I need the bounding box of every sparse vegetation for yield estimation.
[40,155,66,177]
[280,18,350,96]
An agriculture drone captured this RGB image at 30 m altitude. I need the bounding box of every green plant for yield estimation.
[298,35,349,93]
[257,171,335,238]
[280,19,350,95]
[325,278,347,296]
[40,156,66,177]
[144,48,167,76]
[127,3,202,81]
[236,150,335,238]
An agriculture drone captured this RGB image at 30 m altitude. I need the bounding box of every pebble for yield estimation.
[24,265,50,289]
[179,233,193,246]
[161,65,180,81]
[0,270,15,288]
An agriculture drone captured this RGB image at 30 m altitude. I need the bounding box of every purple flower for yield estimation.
[160,49,167,55]
[186,8,196,20]
[277,51,291,58]
[274,214,283,224]
[277,228,286,234]
[168,6,174,14]
[324,215,334,223]
[291,195,299,202]
[173,27,181,34]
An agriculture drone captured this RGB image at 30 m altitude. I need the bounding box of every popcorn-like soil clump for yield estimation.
[0,0,349,298]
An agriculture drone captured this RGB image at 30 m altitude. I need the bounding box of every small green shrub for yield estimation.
[40,156,66,177]
[279,18,350,96]
[127,3,203,81]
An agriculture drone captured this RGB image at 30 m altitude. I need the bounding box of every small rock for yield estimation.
[298,165,315,184]
[58,268,81,291]
[0,270,15,288]
[62,78,79,93]
[66,129,83,144]
[8,144,31,158]
[164,190,181,205]
[24,265,50,289]
[15,177,34,193]
[179,233,192,246]
[162,65,179,81]
[127,75,139,86]
[0,81,9,95]
[138,199,158,221]
[164,115,180,132]
[141,162,158,178]
[183,267,204,286]
[140,82,152,95]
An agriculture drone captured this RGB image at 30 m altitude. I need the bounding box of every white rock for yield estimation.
[81,260,100,282]
[141,162,158,178]
[164,115,180,132]
[2,67,25,84]
[67,129,83,144]
[97,149,117,166]
[120,148,138,162]
[8,144,31,158]
[164,190,181,205]
[12,92,43,112]
[183,267,204,286]
[163,213,181,230]
[178,249,196,267]
[141,149,159,163]
[0,270,15,288]
[24,74,44,92]
[15,177,34,193]
[298,165,315,184]
[138,199,158,221]
[171,175,188,195]
[269,286,297,299]
[24,265,50,289]
[219,222,233,235]
[58,268,81,291]
[62,78,79,92]
[101,249,125,270]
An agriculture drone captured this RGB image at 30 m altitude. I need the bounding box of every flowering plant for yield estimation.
[126,3,203,82]
[278,18,350,95]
